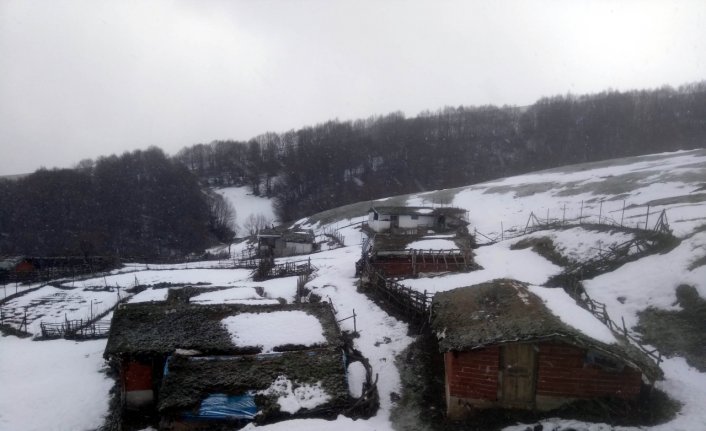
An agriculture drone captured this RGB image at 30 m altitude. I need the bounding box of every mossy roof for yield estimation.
[158,347,349,415]
[431,279,662,380]
[104,302,341,358]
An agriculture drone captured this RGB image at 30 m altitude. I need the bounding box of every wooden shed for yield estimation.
[431,280,661,419]
[257,228,316,258]
[365,233,473,278]
[104,302,347,428]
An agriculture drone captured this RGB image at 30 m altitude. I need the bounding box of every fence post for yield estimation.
[644,204,651,230]
[620,200,626,227]
[353,309,357,333]
[500,222,504,241]
[598,200,603,224]
[579,200,584,225]
[562,204,566,226]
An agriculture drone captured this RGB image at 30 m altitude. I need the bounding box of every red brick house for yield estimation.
[431,280,662,418]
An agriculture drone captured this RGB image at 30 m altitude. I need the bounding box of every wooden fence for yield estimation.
[255,258,315,281]
[474,206,671,246]
[577,289,663,366]
[322,226,346,247]
[40,319,111,340]
[364,262,432,321]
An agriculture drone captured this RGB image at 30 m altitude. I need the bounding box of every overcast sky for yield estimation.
[1,0,705,175]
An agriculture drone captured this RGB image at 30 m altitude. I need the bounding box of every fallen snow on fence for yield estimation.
[222,311,327,353]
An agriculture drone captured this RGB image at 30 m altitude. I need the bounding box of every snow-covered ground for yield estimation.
[1,285,123,334]
[0,337,112,431]
[522,226,636,264]
[215,185,277,230]
[2,149,706,431]
[401,240,562,294]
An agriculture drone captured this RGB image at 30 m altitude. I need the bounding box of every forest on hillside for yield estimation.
[175,83,706,221]
[0,148,234,259]
[1,83,705,259]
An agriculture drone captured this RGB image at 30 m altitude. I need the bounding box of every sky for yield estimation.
[0,0,705,175]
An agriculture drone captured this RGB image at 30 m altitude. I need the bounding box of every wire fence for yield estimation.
[473,200,670,246]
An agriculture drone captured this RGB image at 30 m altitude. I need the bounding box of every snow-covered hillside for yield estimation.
[1,149,705,431]
[215,186,277,232]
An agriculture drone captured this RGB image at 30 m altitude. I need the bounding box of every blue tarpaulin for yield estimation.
[183,393,258,420]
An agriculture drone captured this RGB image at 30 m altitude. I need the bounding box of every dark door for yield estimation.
[501,344,536,408]
[390,215,399,228]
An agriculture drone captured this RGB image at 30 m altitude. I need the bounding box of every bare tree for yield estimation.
[208,194,238,241]
[243,212,272,236]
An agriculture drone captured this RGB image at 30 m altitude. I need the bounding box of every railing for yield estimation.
[255,258,316,281]
[40,318,111,340]
[473,206,672,247]
[577,289,663,366]
[364,263,433,321]
[322,226,346,247]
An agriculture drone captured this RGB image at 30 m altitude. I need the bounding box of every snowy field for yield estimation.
[2,150,706,431]
[1,285,122,334]
[215,185,277,230]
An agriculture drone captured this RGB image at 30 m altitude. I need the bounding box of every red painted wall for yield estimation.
[122,360,153,391]
[445,341,643,405]
[372,259,466,277]
[445,347,499,401]
[15,260,35,274]
[536,342,642,399]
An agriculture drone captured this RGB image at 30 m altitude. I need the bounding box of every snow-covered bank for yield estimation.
[0,337,112,431]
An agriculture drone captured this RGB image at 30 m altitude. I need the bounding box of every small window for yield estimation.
[585,350,624,372]
[411,215,419,220]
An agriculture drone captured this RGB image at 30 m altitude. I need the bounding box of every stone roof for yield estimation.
[158,348,349,417]
[104,302,341,358]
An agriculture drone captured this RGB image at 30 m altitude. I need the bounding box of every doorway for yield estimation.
[501,343,537,408]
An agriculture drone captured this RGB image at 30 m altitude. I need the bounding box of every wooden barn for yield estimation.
[366,206,468,234]
[257,228,317,258]
[104,302,348,429]
[431,280,662,419]
[364,233,473,278]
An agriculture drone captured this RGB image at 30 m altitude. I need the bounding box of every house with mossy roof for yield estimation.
[104,302,349,429]
[431,279,662,419]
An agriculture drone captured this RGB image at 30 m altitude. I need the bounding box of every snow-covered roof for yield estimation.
[372,233,471,253]
[104,303,341,357]
[431,279,661,380]
[222,310,327,353]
